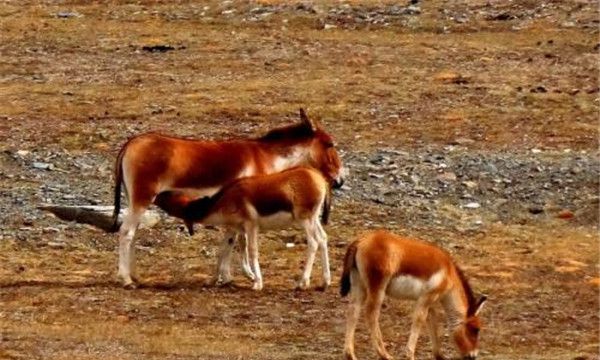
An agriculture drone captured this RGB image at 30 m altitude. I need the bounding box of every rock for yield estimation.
[56,11,80,18]
[530,86,547,93]
[434,71,469,84]
[464,202,481,209]
[47,241,66,248]
[32,162,54,170]
[437,172,457,182]
[141,45,177,53]
[323,24,337,30]
[557,210,574,219]
[368,172,384,179]
[528,207,544,215]
[16,150,29,157]
[462,181,478,189]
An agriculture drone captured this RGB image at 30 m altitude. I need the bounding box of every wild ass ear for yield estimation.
[473,295,488,316]
[299,108,317,132]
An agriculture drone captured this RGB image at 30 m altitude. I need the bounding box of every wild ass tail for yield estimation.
[109,144,127,233]
[321,188,332,225]
[340,240,358,297]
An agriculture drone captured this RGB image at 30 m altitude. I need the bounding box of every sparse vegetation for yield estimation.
[0,1,598,359]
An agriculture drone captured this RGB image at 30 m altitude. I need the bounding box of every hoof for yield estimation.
[296,278,310,290]
[315,283,328,292]
[123,281,137,290]
[251,282,263,291]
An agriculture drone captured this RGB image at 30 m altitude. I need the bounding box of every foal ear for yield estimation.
[299,108,317,132]
[474,295,488,316]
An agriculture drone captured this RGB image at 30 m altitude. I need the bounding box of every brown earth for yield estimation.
[0,1,598,360]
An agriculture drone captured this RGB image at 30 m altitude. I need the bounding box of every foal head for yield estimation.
[454,295,487,360]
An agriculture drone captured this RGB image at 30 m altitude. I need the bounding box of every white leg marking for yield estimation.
[297,220,318,290]
[213,230,236,285]
[238,232,255,280]
[315,220,331,289]
[117,208,143,287]
[246,225,262,290]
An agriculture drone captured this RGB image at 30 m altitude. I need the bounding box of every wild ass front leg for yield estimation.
[245,225,263,290]
[426,306,446,360]
[315,220,331,290]
[117,208,144,288]
[297,220,318,290]
[405,295,437,360]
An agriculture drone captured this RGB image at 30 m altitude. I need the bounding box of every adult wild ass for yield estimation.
[171,166,332,291]
[341,230,487,360]
[112,109,345,288]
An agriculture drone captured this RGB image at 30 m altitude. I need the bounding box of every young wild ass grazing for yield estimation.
[341,230,487,360]
[175,166,332,291]
[111,109,345,288]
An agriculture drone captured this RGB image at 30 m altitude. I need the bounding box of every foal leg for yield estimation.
[365,284,393,360]
[297,220,318,290]
[314,220,331,290]
[117,206,145,288]
[245,224,263,290]
[210,230,237,285]
[237,232,255,280]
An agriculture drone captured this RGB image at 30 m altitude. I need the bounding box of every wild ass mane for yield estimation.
[454,263,477,316]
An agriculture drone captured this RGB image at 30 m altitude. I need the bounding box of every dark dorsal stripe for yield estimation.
[454,263,477,316]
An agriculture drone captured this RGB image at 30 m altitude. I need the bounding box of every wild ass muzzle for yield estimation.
[177,166,332,291]
[340,230,487,360]
[112,109,345,288]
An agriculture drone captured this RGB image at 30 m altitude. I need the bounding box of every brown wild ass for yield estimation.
[112,109,345,288]
[175,166,332,290]
[341,230,487,360]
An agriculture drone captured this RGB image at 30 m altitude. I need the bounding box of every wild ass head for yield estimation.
[258,108,346,188]
[454,292,487,360]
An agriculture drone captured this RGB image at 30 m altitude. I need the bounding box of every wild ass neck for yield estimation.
[270,148,310,172]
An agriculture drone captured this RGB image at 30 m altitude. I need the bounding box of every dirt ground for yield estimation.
[0,1,598,359]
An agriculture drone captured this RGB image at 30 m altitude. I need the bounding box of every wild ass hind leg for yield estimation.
[426,306,446,360]
[344,271,365,360]
[405,294,438,360]
[296,219,319,290]
[365,282,393,360]
[117,206,146,288]
[245,224,263,291]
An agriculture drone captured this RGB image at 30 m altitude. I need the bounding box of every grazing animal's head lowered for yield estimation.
[340,230,488,360]
[454,287,487,360]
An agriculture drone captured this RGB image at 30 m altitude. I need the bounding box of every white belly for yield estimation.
[387,271,445,299]
[256,212,296,230]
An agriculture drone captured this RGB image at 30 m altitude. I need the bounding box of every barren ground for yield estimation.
[0,1,598,359]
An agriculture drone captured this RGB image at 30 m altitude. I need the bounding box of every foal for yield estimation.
[341,230,487,360]
[181,166,332,291]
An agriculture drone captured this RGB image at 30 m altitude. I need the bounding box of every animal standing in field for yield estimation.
[111,109,345,288]
[178,166,332,291]
[341,230,487,360]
